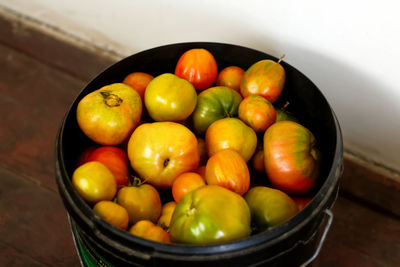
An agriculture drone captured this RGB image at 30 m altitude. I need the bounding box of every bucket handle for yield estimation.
[300,209,333,267]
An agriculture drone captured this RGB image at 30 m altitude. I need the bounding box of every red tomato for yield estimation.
[293,197,312,211]
[172,172,206,203]
[123,72,153,101]
[175,48,218,90]
[86,146,129,188]
[216,66,244,91]
[205,149,250,195]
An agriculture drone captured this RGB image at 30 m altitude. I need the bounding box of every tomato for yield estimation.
[72,161,117,204]
[191,86,242,136]
[129,220,171,243]
[196,165,206,179]
[216,66,245,91]
[93,201,129,230]
[76,83,142,145]
[197,138,208,166]
[116,180,162,225]
[240,58,285,103]
[145,73,197,122]
[239,96,276,133]
[264,121,321,195]
[206,117,257,162]
[169,185,251,244]
[175,48,218,90]
[127,122,200,188]
[293,197,312,211]
[205,149,250,195]
[244,186,298,231]
[123,72,153,101]
[86,146,129,188]
[172,172,206,203]
[77,145,98,166]
[252,144,265,173]
[275,108,299,123]
[157,201,177,230]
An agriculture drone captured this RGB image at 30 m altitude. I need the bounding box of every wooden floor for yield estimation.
[0,17,399,267]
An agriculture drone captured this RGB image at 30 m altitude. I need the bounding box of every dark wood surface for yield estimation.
[0,13,399,267]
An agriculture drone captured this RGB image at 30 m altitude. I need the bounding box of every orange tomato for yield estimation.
[196,165,206,179]
[128,122,200,188]
[157,201,177,230]
[93,201,129,230]
[116,182,162,225]
[175,48,218,90]
[86,146,129,188]
[129,220,171,243]
[216,66,244,91]
[76,83,142,145]
[172,172,206,203]
[123,72,153,101]
[239,96,276,133]
[72,161,117,204]
[205,149,250,195]
[206,118,257,162]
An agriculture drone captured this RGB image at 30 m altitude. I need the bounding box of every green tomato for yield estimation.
[244,186,298,232]
[275,109,299,123]
[169,185,251,245]
[191,86,242,136]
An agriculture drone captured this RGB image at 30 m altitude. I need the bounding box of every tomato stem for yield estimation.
[100,91,123,107]
[277,54,285,64]
[130,176,146,187]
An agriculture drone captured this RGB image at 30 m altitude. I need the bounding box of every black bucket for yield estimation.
[55,42,343,266]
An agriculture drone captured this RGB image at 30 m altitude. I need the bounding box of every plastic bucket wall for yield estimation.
[55,42,343,266]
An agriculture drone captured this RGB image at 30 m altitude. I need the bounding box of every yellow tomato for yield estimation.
[145,73,197,122]
[129,220,171,243]
[157,201,177,230]
[76,83,142,145]
[93,201,129,230]
[127,122,200,188]
[116,183,162,225]
[72,161,117,204]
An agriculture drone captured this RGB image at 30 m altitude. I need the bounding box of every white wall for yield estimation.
[2,0,399,172]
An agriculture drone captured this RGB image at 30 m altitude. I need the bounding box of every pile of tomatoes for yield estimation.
[72,48,320,245]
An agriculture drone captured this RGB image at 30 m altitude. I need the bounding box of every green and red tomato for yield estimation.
[169,185,251,244]
[245,186,298,231]
[263,121,320,195]
[240,58,285,103]
[191,86,243,136]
